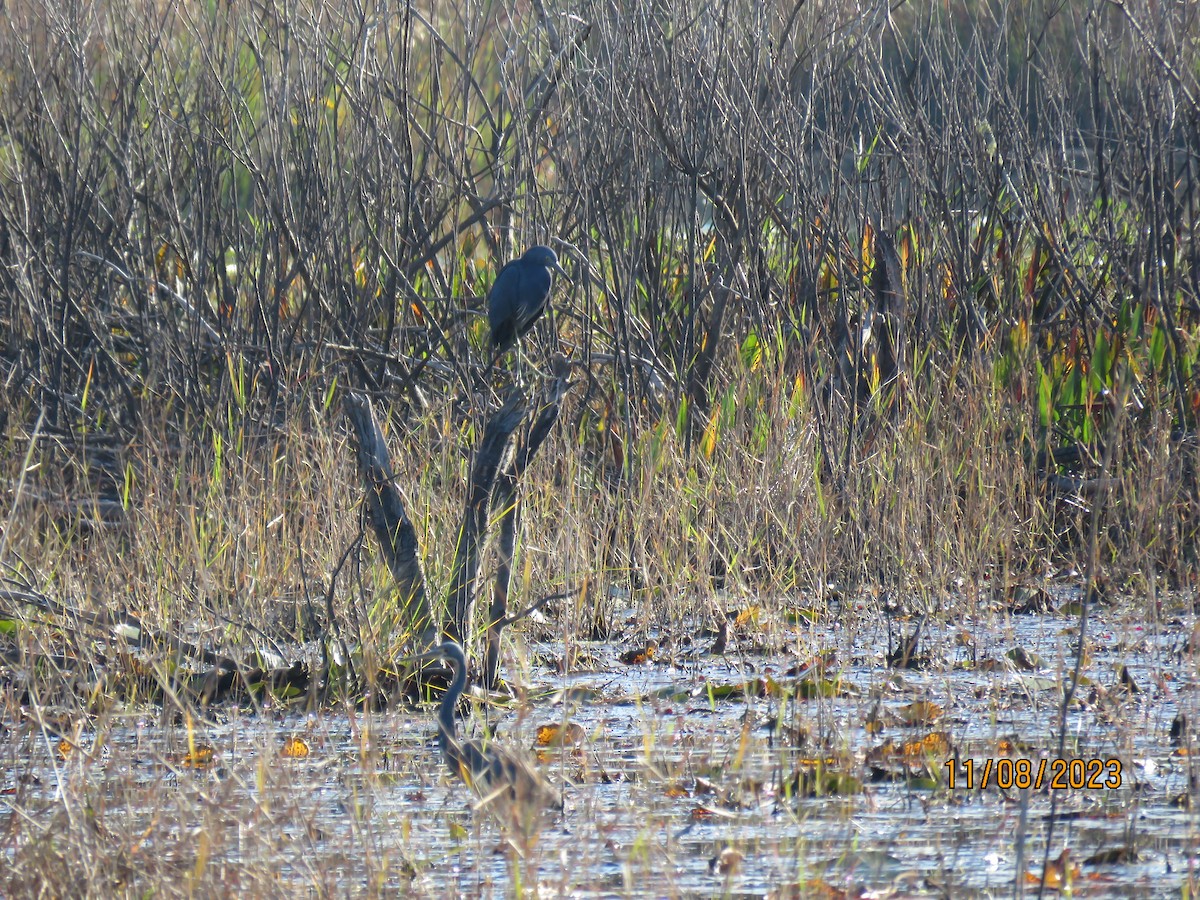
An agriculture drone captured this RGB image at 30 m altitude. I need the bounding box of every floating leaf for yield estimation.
[906,732,952,758]
[704,681,750,701]
[783,608,820,625]
[179,745,215,769]
[536,722,585,747]
[1015,675,1063,693]
[282,737,310,759]
[899,701,944,726]
[996,737,1036,756]
[1025,848,1079,890]
[866,731,953,781]
[1007,646,1042,670]
[794,676,851,700]
[620,643,657,665]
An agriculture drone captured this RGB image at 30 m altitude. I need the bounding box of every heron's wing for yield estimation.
[487,261,523,347]
[513,265,552,337]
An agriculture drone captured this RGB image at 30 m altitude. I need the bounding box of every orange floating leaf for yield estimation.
[1025,849,1079,890]
[536,722,585,747]
[620,643,656,665]
[179,745,215,769]
[733,607,761,629]
[282,737,310,759]
[902,731,952,760]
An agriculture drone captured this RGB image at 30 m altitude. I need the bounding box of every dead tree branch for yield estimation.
[344,392,439,653]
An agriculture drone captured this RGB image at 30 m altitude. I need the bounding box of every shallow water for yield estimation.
[4,600,1198,897]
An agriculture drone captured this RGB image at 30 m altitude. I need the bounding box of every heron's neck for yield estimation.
[438,657,467,758]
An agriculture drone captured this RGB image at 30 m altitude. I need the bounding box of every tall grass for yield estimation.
[0,0,1196,678]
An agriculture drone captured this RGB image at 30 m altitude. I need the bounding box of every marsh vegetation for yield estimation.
[1,0,1198,895]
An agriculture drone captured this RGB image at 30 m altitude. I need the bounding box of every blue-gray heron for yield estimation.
[487,246,569,371]
[415,640,559,845]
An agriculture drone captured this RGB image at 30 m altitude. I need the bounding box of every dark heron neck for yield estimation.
[437,643,469,769]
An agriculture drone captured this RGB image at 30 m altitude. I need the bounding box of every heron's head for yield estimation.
[406,639,467,669]
[523,245,569,280]
[435,640,467,667]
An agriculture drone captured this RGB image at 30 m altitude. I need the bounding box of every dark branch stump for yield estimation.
[485,370,571,688]
[344,392,439,653]
[445,390,527,646]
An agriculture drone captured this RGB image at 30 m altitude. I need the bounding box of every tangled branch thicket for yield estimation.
[0,0,1197,657]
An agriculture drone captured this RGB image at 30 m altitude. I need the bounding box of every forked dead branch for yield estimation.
[343,371,570,690]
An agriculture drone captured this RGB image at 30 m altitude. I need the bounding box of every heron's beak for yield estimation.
[551,260,571,282]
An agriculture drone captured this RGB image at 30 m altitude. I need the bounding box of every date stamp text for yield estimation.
[945,757,1122,790]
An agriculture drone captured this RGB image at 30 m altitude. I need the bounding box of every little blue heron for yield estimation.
[414,640,560,847]
[487,246,569,373]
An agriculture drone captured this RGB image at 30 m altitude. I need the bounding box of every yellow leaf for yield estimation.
[701,405,720,459]
[282,737,310,759]
[733,606,760,628]
[536,722,585,747]
[179,745,215,769]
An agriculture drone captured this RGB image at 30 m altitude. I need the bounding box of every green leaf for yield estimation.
[1037,360,1054,428]
[1092,332,1112,389]
[1151,322,1168,372]
[740,332,762,371]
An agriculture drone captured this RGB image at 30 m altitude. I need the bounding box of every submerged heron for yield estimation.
[487,245,569,359]
[415,640,560,845]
